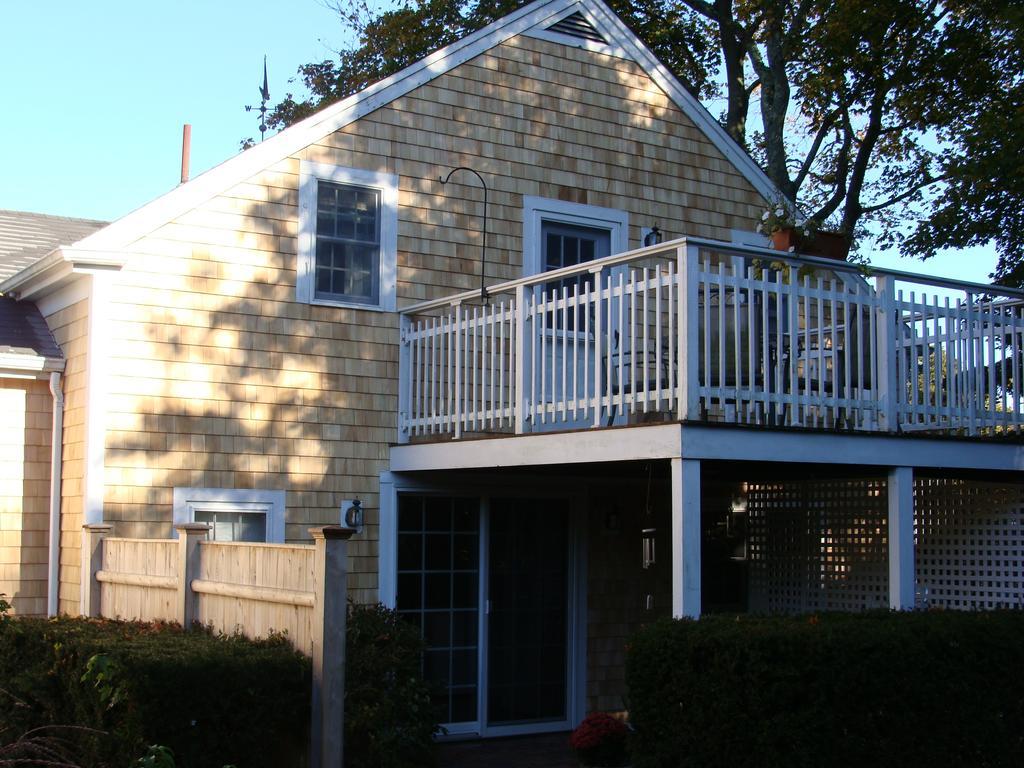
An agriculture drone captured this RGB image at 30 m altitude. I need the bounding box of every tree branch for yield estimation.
[794,107,843,189]
[860,174,949,213]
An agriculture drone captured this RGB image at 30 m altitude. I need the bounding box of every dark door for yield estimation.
[486,498,570,726]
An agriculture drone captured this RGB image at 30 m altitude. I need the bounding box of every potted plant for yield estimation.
[569,712,630,767]
[756,202,813,253]
[756,202,851,260]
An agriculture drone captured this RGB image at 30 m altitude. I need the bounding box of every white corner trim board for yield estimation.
[83,272,112,528]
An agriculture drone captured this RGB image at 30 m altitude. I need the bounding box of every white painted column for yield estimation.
[671,458,702,618]
[888,466,916,610]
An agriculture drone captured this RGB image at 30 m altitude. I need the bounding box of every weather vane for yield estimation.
[245,56,271,142]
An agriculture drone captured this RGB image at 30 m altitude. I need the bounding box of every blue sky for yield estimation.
[0,1,346,219]
[0,0,996,285]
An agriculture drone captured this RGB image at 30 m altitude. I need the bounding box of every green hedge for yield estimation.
[0,617,310,768]
[0,604,438,768]
[626,611,1024,768]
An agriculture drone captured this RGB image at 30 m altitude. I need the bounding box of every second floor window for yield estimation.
[315,181,381,304]
[297,161,398,312]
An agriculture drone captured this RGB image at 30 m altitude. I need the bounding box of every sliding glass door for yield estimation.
[395,494,573,736]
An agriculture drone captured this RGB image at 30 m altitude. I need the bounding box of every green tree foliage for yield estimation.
[265,0,1023,282]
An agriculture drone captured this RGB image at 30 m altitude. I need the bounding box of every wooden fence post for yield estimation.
[81,523,112,617]
[309,525,353,768]
[174,523,210,628]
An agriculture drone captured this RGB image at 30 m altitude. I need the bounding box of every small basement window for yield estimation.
[297,161,398,311]
[172,488,286,543]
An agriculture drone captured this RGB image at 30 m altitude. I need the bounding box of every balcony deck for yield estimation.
[398,236,1024,446]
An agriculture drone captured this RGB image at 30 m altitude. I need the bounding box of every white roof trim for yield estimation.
[74,0,779,255]
[0,246,126,301]
[0,352,65,377]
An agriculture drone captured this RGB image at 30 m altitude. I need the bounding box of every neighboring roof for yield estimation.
[0,209,107,282]
[74,0,781,257]
[0,296,63,360]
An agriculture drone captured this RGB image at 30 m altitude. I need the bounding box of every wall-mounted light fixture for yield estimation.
[342,499,364,533]
[642,527,657,569]
[439,166,489,301]
[643,225,663,247]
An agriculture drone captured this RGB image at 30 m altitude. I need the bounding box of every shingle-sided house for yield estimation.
[1,210,106,617]
[2,0,1023,736]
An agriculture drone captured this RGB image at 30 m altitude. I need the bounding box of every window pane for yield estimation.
[395,495,479,727]
[313,180,381,303]
[237,514,266,542]
[193,509,265,543]
[398,533,422,570]
[425,533,451,570]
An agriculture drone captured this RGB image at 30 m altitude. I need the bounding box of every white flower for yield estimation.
[761,211,770,221]
[775,207,785,217]
[803,229,810,237]
[788,246,796,252]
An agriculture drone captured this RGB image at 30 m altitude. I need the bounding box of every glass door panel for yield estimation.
[487,499,569,726]
[396,495,480,727]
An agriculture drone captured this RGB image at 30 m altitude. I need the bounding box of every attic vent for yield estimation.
[546,12,607,44]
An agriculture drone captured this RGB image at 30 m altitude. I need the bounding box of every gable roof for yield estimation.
[0,209,106,281]
[71,0,778,258]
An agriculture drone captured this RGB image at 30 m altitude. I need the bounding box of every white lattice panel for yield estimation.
[915,478,1023,609]
[747,478,889,614]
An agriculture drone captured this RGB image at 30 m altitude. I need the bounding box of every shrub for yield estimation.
[626,611,1024,768]
[345,603,438,768]
[0,604,438,768]
[569,712,629,767]
[0,618,310,768]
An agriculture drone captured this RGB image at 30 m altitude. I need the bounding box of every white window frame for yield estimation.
[521,196,629,276]
[172,487,286,543]
[297,161,398,312]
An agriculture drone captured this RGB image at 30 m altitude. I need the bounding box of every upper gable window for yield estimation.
[297,161,398,311]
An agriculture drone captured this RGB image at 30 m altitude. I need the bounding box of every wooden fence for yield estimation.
[82,522,350,768]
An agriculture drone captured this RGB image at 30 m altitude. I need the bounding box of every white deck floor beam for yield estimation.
[671,457,702,619]
[888,466,916,610]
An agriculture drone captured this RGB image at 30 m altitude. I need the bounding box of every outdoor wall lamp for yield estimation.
[342,499,364,533]
[439,166,490,302]
[643,225,663,247]
[642,527,656,569]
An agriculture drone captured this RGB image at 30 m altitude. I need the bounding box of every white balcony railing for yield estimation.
[398,237,1024,441]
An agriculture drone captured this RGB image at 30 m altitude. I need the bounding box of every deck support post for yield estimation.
[671,457,702,618]
[887,466,916,610]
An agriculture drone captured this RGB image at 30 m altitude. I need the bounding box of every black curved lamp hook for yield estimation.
[439,166,489,302]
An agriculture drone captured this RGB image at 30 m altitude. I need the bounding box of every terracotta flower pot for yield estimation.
[770,228,802,253]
